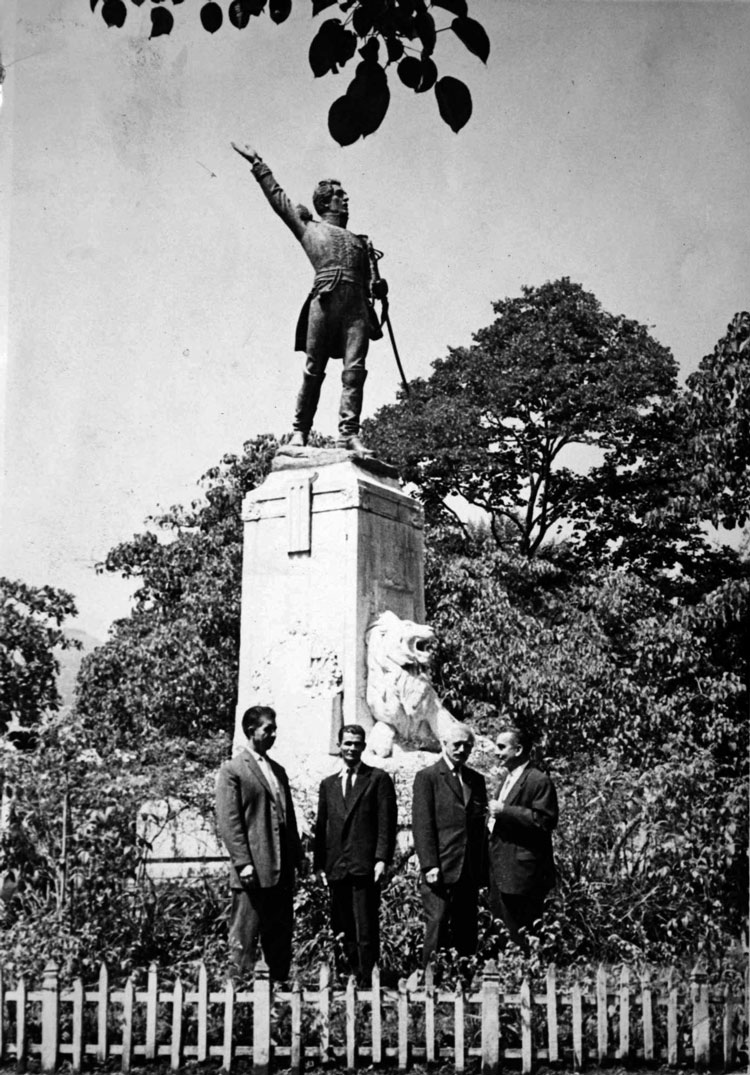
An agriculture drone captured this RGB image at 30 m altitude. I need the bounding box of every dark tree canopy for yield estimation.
[364,278,683,563]
[89,0,488,142]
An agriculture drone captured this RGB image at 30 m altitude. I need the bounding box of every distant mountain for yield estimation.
[56,628,102,708]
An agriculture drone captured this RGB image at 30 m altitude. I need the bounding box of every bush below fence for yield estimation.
[0,958,747,1073]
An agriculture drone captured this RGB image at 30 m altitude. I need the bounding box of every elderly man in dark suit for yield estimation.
[314,724,397,983]
[412,723,488,970]
[215,705,303,981]
[487,723,558,947]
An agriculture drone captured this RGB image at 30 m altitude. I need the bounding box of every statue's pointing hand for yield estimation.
[231,141,260,165]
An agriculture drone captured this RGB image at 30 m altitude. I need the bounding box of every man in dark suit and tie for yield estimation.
[314,724,397,983]
[412,724,488,970]
[487,723,558,946]
[215,705,303,981]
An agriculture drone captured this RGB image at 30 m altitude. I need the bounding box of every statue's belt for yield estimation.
[312,268,366,296]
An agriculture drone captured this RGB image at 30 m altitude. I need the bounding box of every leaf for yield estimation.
[309,19,343,76]
[431,0,467,16]
[397,55,421,89]
[415,56,437,93]
[200,1,223,31]
[358,37,379,62]
[352,5,374,36]
[312,0,336,12]
[385,35,404,63]
[269,0,292,23]
[398,55,435,92]
[434,75,472,132]
[414,9,435,56]
[228,0,253,25]
[328,95,361,146]
[451,16,490,63]
[347,62,389,136]
[150,5,174,33]
[101,0,127,26]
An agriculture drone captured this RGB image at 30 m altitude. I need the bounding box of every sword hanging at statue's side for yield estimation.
[366,241,411,398]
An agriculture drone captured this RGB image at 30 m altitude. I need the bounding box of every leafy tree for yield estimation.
[89,0,488,142]
[75,435,279,742]
[364,278,684,564]
[680,311,750,530]
[0,578,80,745]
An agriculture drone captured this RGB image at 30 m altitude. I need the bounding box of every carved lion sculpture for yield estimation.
[365,610,462,758]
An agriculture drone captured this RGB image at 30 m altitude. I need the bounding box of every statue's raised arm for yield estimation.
[233,141,387,456]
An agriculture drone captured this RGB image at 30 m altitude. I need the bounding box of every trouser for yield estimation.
[420,865,479,969]
[489,885,547,948]
[329,875,380,982]
[293,357,368,438]
[294,285,370,438]
[227,880,294,981]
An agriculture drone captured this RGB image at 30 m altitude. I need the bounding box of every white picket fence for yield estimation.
[0,958,747,1072]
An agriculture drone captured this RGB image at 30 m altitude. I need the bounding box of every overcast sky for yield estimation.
[1,0,749,638]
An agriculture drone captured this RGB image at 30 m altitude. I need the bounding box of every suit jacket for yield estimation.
[412,757,488,886]
[215,749,303,890]
[313,763,397,881]
[488,765,558,896]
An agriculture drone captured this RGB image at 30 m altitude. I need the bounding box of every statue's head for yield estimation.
[313,178,348,226]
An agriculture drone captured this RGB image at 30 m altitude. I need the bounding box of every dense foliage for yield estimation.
[2,293,748,979]
[0,579,80,746]
[89,0,489,142]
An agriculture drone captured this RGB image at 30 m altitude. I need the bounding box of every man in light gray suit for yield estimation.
[216,706,303,981]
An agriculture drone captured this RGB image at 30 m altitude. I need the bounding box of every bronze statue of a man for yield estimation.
[232,143,387,456]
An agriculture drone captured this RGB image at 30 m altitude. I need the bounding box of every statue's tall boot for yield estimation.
[336,369,373,456]
[290,370,325,446]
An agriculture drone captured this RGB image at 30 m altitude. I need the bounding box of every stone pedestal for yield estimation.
[234,448,424,781]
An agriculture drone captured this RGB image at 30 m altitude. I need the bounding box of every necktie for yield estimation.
[344,769,354,805]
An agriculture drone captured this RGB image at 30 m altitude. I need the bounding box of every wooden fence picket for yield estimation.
[453,980,465,1075]
[520,977,533,1073]
[424,963,436,1064]
[170,977,184,1072]
[197,963,209,1063]
[691,963,710,1067]
[618,964,630,1060]
[16,975,27,1072]
[121,976,135,1073]
[667,965,679,1066]
[480,959,500,1075]
[0,956,747,1073]
[41,961,59,1075]
[145,963,157,1062]
[545,964,559,1064]
[722,981,734,1070]
[641,968,654,1061]
[252,962,271,1075]
[571,974,583,1069]
[71,977,84,1074]
[290,980,303,1075]
[370,965,382,1066]
[345,975,357,1071]
[318,962,331,1062]
[596,963,607,1062]
[397,977,409,1070]
[96,962,109,1064]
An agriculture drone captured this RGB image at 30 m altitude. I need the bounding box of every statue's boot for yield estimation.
[291,370,325,445]
[336,369,373,456]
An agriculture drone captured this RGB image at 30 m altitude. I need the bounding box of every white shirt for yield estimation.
[339,762,361,792]
[442,752,470,805]
[249,749,280,800]
[488,761,529,831]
